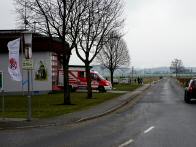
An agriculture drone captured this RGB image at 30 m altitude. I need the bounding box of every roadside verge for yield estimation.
[0,84,151,130]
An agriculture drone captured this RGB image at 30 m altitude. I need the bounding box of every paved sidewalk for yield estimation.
[0,84,151,130]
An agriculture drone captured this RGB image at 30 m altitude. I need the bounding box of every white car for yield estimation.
[113,79,119,84]
[120,78,130,84]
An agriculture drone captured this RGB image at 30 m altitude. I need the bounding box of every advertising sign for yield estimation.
[22,59,33,70]
[7,38,22,81]
[35,60,48,81]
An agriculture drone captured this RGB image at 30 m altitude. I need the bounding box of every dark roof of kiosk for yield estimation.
[0,30,65,53]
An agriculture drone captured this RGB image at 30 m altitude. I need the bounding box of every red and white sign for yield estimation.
[7,38,22,81]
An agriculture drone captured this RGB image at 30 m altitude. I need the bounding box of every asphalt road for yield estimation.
[1,78,196,147]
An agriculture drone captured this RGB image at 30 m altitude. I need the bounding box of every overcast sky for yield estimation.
[124,0,196,68]
[1,0,196,68]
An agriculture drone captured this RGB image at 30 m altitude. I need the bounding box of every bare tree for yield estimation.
[96,31,130,86]
[15,0,87,104]
[75,0,124,98]
[170,58,185,77]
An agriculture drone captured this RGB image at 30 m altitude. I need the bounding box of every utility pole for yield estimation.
[23,0,32,121]
[24,0,28,30]
[132,66,134,82]
[0,72,4,118]
[23,32,33,121]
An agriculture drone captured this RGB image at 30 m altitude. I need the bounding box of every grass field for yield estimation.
[0,92,123,119]
[113,84,141,91]
[113,77,159,91]
[0,79,153,119]
[143,77,160,84]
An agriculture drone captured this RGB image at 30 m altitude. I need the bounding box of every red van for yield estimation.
[54,66,112,92]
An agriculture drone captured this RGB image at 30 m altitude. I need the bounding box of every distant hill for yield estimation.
[92,65,131,77]
[92,65,196,77]
[140,67,170,74]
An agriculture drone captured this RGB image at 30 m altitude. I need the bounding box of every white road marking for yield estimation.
[118,139,134,147]
[144,126,155,134]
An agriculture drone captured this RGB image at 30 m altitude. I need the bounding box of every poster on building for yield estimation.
[7,38,22,81]
[34,60,48,81]
[0,71,3,90]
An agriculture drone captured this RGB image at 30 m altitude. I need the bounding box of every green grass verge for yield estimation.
[113,77,159,91]
[0,92,122,119]
[113,83,141,91]
[143,77,160,84]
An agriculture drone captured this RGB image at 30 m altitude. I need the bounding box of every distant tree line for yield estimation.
[170,58,189,77]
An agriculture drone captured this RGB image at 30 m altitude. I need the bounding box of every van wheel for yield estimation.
[98,86,106,93]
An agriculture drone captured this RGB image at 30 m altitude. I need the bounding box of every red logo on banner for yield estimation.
[9,58,17,70]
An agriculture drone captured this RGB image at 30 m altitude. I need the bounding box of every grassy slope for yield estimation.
[113,84,140,91]
[0,81,149,119]
[0,93,122,118]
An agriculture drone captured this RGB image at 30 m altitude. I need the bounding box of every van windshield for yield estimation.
[96,73,105,80]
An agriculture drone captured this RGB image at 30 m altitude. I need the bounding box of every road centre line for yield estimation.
[118,139,134,147]
[144,126,155,134]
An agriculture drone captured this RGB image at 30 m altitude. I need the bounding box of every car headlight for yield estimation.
[105,82,110,86]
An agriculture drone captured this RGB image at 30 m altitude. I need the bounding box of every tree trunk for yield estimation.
[85,62,92,99]
[63,54,71,105]
[110,69,114,87]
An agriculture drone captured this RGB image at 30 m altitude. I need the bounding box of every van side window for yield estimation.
[94,74,100,81]
[91,73,95,80]
[79,71,85,78]
[91,73,100,81]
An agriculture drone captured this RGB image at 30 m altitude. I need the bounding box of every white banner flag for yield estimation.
[7,38,22,81]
